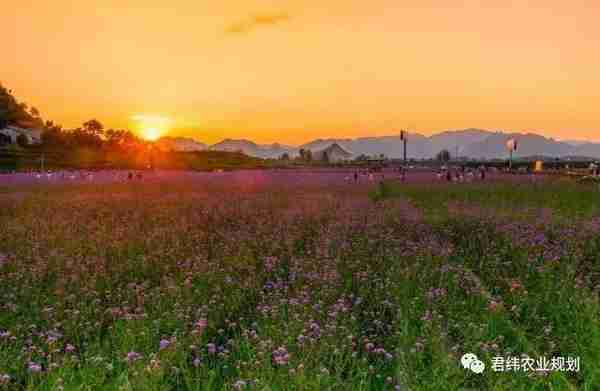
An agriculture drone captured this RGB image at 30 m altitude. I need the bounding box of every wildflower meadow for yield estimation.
[0,170,599,390]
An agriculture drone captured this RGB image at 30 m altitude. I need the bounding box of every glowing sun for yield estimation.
[143,127,161,141]
[131,114,171,141]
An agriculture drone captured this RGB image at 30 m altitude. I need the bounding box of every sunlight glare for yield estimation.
[131,114,171,141]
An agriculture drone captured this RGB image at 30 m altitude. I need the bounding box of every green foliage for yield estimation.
[16,133,29,148]
[380,181,600,221]
[0,83,43,128]
[436,149,451,163]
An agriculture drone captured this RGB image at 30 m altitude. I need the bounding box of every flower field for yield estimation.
[0,170,599,390]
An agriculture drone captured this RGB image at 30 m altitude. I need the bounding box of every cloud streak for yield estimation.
[226,13,291,35]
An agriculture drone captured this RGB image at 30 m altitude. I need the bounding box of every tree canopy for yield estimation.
[0,84,43,129]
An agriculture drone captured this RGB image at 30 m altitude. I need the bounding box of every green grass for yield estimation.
[376,180,600,221]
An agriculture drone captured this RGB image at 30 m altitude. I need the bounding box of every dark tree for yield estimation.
[16,133,30,148]
[304,149,312,162]
[436,149,451,162]
[0,133,10,146]
[298,148,306,160]
[82,119,104,137]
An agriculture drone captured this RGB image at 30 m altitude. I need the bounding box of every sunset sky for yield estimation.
[4,0,600,144]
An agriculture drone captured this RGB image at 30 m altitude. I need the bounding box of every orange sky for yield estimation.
[4,0,600,144]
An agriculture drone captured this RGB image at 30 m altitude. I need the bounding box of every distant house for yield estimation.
[313,143,353,162]
[0,126,42,145]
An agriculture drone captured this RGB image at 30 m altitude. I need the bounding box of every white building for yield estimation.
[0,126,42,145]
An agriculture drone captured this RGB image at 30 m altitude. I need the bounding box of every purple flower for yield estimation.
[159,339,170,350]
[126,351,142,363]
[195,318,208,331]
[28,362,42,373]
[272,346,290,366]
[207,343,216,354]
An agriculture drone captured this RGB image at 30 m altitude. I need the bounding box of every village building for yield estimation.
[0,126,42,146]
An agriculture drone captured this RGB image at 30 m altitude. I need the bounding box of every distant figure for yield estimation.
[446,170,452,182]
[354,171,358,183]
[128,172,133,180]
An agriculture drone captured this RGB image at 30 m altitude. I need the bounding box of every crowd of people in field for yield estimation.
[0,169,148,182]
[1,162,598,187]
[435,165,490,182]
[344,165,490,184]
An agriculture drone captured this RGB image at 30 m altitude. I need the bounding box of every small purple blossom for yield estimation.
[28,362,42,373]
[272,346,290,366]
[126,351,142,363]
[207,343,216,354]
[159,339,170,350]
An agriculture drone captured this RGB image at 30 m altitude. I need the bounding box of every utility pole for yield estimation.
[40,153,45,172]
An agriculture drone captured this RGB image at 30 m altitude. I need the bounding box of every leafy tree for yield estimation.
[304,149,312,162]
[0,83,43,128]
[0,133,10,146]
[16,133,29,148]
[298,148,306,160]
[82,119,104,137]
[280,152,290,160]
[436,149,451,163]
[105,129,139,149]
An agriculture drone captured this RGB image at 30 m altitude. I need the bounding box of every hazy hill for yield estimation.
[462,132,574,159]
[313,143,353,162]
[300,134,430,159]
[207,130,600,160]
[572,143,600,159]
[429,129,491,156]
[300,138,354,152]
[156,137,207,152]
[210,139,295,159]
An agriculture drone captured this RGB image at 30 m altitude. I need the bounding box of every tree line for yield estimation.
[1,83,145,152]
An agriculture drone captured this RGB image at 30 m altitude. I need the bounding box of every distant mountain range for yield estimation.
[158,129,600,160]
[155,137,207,152]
